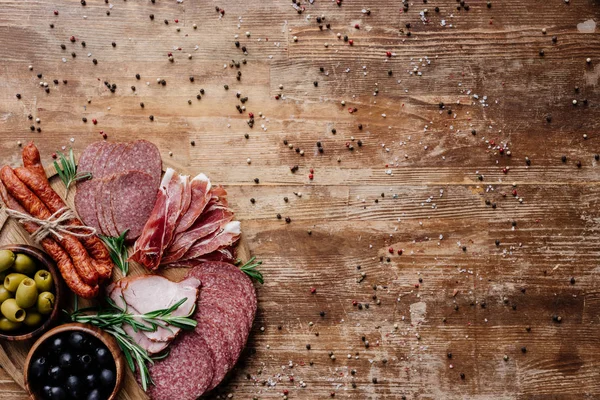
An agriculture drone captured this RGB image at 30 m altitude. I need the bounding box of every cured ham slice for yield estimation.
[174,173,211,235]
[108,275,200,349]
[179,221,241,261]
[130,168,186,269]
[108,285,169,355]
[161,202,234,264]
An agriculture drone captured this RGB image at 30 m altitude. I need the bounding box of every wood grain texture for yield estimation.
[0,0,599,399]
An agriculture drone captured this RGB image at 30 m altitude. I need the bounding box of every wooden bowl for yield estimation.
[0,244,63,341]
[24,322,125,400]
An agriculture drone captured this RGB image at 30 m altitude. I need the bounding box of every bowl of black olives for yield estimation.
[24,322,124,400]
[0,245,62,341]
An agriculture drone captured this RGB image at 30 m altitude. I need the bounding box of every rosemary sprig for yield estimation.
[100,230,129,275]
[239,256,264,284]
[69,296,197,391]
[53,148,92,194]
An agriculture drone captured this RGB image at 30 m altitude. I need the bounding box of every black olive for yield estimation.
[79,353,93,371]
[95,347,111,365]
[29,357,47,380]
[85,373,99,388]
[48,365,64,382]
[41,385,52,400]
[66,375,84,398]
[99,368,115,388]
[86,389,101,400]
[68,332,86,350]
[58,352,74,369]
[49,337,64,354]
[48,387,67,400]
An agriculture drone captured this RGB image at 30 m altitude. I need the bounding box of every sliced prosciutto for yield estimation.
[174,173,211,234]
[179,221,241,261]
[161,202,233,264]
[129,168,186,269]
[132,167,241,270]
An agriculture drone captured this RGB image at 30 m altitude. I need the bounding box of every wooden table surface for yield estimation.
[1,0,599,399]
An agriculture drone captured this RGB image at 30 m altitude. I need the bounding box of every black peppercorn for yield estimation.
[82,117,87,123]
[149,115,154,121]
[250,198,255,204]
[15,94,21,99]
[285,217,291,223]
[149,14,154,20]
[254,178,259,184]
[313,81,318,87]
[92,59,98,65]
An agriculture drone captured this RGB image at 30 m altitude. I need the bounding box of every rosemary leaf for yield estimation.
[100,230,129,275]
[53,149,92,194]
[239,256,264,284]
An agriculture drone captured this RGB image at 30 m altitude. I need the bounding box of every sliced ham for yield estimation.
[113,275,200,343]
[107,285,169,355]
[179,221,241,261]
[174,173,211,234]
[161,202,233,264]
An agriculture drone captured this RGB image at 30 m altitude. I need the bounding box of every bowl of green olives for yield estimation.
[0,245,62,341]
[24,322,124,400]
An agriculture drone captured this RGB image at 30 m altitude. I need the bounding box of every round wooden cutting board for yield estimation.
[0,158,251,400]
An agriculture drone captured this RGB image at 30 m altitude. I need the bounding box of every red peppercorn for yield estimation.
[69,36,76,42]
[174,19,179,23]
[220,9,225,15]
[310,287,316,294]
[308,174,314,180]
[92,118,97,125]
[512,189,518,196]
[283,390,289,395]
[352,300,358,306]
[275,95,280,100]
[99,130,104,135]
[355,24,360,29]
[414,283,420,288]
[248,112,254,118]
[168,52,173,57]
[51,153,57,159]
[348,39,354,45]
[310,168,314,174]
[397,249,403,255]
[502,168,508,174]
[499,147,504,154]
[386,51,392,57]
[289,376,294,382]
[102,133,107,139]
[388,247,394,254]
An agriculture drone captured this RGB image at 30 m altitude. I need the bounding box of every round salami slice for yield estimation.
[91,142,117,179]
[119,140,162,185]
[195,317,233,390]
[145,332,215,400]
[109,171,159,240]
[74,180,101,231]
[96,176,118,237]
[102,142,129,177]
[77,141,105,176]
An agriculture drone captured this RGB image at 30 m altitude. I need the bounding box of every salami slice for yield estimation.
[102,143,129,176]
[96,176,118,237]
[109,171,159,240]
[74,180,101,231]
[77,141,105,176]
[145,332,214,400]
[120,140,162,185]
[195,317,233,390]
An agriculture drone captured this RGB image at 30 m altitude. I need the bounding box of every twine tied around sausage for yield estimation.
[5,207,96,243]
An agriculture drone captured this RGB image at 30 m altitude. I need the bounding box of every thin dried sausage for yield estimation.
[21,141,46,179]
[0,166,99,286]
[14,167,113,281]
[0,181,98,298]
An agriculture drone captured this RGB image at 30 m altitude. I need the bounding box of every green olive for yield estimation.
[0,287,12,304]
[15,278,37,309]
[23,311,42,328]
[36,292,55,315]
[34,270,53,292]
[12,253,36,275]
[0,317,21,331]
[4,273,28,292]
[1,299,25,322]
[0,250,15,272]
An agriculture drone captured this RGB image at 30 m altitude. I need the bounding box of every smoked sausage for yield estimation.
[22,142,46,179]
[0,166,99,287]
[15,167,113,281]
[0,181,98,298]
